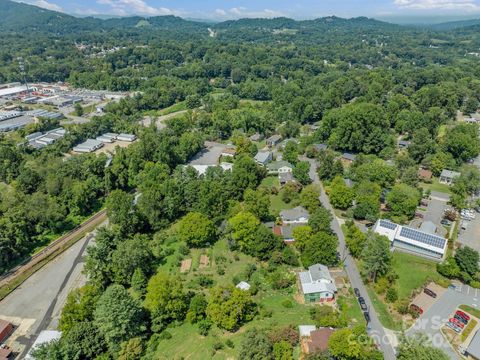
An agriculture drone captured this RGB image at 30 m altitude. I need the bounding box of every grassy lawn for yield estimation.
[158,101,187,115]
[366,286,403,331]
[420,178,451,195]
[392,252,446,299]
[270,193,296,213]
[338,294,364,325]
[460,305,480,319]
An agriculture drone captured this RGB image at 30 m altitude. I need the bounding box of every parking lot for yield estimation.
[188,141,230,166]
[408,284,480,360]
[458,213,480,252]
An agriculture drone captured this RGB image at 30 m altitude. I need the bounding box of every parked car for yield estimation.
[424,288,437,298]
[364,312,371,323]
[441,219,452,226]
[415,212,424,219]
[450,318,465,328]
[365,222,374,228]
[461,221,468,230]
[354,288,361,297]
[456,310,471,322]
[446,322,462,333]
[454,314,468,325]
[358,297,368,311]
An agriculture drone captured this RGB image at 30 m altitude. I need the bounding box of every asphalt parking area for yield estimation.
[458,214,480,252]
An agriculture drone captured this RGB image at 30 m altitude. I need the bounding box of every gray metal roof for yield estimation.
[254,151,272,164]
[309,264,334,283]
[342,153,357,161]
[468,330,480,359]
[279,172,294,182]
[440,169,461,179]
[280,206,309,222]
[267,161,293,171]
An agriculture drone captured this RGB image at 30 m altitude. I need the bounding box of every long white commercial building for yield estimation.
[373,219,448,260]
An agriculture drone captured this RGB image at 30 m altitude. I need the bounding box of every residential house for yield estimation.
[254,150,273,166]
[266,134,282,147]
[341,152,357,164]
[221,147,237,158]
[280,138,299,150]
[279,172,295,186]
[299,264,337,302]
[439,169,461,185]
[267,161,293,175]
[273,223,303,242]
[312,143,328,152]
[373,219,447,260]
[398,140,411,149]
[418,168,433,181]
[280,206,310,224]
[249,133,262,142]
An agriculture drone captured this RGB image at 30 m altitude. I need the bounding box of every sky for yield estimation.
[15,0,480,20]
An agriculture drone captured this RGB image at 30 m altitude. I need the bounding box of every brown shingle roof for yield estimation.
[306,328,335,353]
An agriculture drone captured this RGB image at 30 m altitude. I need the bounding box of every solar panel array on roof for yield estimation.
[399,227,446,249]
[379,220,397,230]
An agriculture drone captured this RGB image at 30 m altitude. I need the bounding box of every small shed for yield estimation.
[236,281,251,291]
[299,325,316,338]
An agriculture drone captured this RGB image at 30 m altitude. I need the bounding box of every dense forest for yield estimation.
[1,0,480,358]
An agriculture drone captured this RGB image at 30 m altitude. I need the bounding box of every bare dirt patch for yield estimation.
[180,259,192,273]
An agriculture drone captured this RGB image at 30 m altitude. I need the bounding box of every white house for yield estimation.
[280,206,309,224]
[299,264,337,302]
[439,169,461,185]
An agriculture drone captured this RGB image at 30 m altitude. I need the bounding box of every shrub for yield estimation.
[386,287,398,303]
[374,277,389,294]
[159,331,172,340]
[213,342,224,351]
[470,281,480,289]
[395,298,410,315]
[281,299,293,308]
[268,325,299,346]
[198,320,212,336]
[225,339,234,348]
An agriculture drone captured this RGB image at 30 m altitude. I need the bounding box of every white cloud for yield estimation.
[96,0,180,16]
[394,0,480,10]
[16,0,63,12]
[211,7,284,20]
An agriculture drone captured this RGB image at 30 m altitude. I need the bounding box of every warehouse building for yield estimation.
[373,219,447,260]
[73,139,104,153]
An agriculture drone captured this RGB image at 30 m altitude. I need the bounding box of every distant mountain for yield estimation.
[0,0,410,37]
[428,18,480,30]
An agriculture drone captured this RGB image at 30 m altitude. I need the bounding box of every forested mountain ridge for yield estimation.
[0,0,406,36]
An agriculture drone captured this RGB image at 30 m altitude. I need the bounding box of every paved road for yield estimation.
[0,229,101,358]
[407,284,480,360]
[306,158,397,360]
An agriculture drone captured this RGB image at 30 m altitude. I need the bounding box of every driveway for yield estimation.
[188,141,230,166]
[305,158,397,360]
[458,214,480,252]
[407,285,480,360]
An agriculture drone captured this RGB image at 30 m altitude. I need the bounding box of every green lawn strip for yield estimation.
[158,101,187,115]
[366,286,403,331]
[459,305,480,319]
[420,178,452,195]
[270,193,296,213]
[0,213,103,301]
[392,252,446,299]
[337,294,364,326]
[261,175,279,187]
[462,318,477,342]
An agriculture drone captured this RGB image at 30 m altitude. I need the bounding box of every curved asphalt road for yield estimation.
[306,157,397,360]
